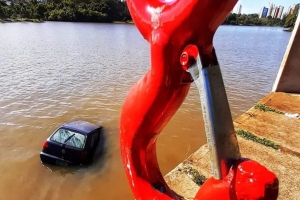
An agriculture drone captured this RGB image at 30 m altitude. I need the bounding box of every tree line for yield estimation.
[223,13,282,26]
[0,0,299,29]
[0,0,131,22]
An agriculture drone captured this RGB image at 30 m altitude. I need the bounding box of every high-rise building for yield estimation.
[236,4,242,14]
[287,6,292,14]
[273,7,280,18]
[260,7,268,18]
[259,8,264,18]
[267,3,274,17]
[292,4,297,12]
[277,6,284,19]
[271,6,278,18]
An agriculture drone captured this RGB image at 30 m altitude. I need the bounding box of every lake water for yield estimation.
[0,22,291,200]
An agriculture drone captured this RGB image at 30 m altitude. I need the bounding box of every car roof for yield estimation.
[61,121,101,135]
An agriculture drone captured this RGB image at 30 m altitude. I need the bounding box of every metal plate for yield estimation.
[187,54,240,179]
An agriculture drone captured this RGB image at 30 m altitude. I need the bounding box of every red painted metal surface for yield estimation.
[120,0,279,199]
[180,45,199,71]
[195,159,279,200]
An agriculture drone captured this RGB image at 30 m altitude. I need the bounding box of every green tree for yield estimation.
[1,0,133,22]
[0,0,12,18]
[284,4,299,30]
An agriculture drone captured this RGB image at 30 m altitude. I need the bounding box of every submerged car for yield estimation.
[40,121,102,166]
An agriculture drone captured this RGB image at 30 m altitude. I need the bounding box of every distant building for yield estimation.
[259,8,263,18]
[271,6,278,18]
[287,6,292,14]
[284,4,298,16]
[267,3,274,17]
[236,4,242,14]
[273,7,280,18]
[277,6,284,19]
[292,4,297,12]
[260,7,268,18]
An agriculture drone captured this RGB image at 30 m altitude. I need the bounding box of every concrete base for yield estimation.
[165,92,300,200]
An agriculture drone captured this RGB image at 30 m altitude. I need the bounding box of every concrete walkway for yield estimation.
[165,92,300,200]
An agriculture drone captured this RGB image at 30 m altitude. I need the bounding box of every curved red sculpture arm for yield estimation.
[120,0,237,199]
[120,40,190,199]
[120,0,281,199]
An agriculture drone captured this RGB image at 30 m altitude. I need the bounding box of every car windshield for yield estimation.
[50,128,86,149]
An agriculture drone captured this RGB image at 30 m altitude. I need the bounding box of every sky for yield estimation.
[233,0,299,14]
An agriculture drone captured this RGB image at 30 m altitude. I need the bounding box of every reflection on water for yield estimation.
[0,22,291,200]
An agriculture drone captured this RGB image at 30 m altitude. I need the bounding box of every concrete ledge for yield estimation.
[165,164,199,199]
[165,137,300,200]
[165,92,300,200]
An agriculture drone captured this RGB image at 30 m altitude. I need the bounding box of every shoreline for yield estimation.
[0,18,43,23]
[0,20,291,31]
[112,21,134,24]
[0,19,133,24]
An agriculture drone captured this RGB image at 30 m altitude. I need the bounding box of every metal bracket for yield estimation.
[186,48,241,179]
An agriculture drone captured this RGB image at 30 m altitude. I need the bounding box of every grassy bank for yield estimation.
[0,18,43,23]
[113,20,134,24]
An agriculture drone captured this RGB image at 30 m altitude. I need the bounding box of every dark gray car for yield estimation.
[40,121,102,166]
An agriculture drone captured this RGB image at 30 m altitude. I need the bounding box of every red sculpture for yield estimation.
[195,159,278,200]
[120,0,279,199]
